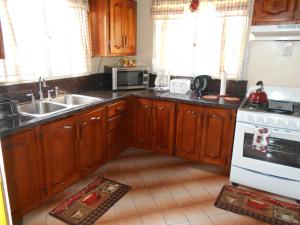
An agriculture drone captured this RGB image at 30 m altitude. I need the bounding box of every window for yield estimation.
[0,0,91,83]
[151,0,252,79]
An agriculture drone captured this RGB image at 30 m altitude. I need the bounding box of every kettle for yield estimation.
[248,81,268,105]
[191,75,211,96]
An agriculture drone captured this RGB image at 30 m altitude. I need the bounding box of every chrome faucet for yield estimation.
[38,77,47,100]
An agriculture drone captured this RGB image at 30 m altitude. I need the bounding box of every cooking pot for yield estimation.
[248,81,268,105]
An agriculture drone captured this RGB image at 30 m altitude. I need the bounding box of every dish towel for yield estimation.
[252,128,270,153]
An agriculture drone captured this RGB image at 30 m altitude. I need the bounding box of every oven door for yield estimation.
[113,69,148,90]
[232,121,300,181]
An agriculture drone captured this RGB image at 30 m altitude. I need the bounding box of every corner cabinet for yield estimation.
[41,117,80,197]
[133,98,175,155]
[89,0,137,56]
[252,0,300,25]
[176,103,236,168]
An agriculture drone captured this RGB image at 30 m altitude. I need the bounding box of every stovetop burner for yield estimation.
[241,99,300,116]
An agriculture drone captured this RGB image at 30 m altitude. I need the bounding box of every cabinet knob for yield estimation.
[96,117,101,120]
[158,105,165,110]
[90,117,97,120]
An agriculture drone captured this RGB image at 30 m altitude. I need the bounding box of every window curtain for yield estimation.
[0,0,91,83]
[151,0,252,79]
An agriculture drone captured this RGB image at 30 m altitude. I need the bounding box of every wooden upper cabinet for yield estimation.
[252,0,297,25]
[41,117,79,196]
[78,107,106,177]
[89,0,137,56]
[176,104,203,161]
[2,130,41,218]
[152,100,175,154]
[0,20,4,59]
[295,0,300,20]
[200,108,233,167]
[124,0,137,54]
[133,98,153,149]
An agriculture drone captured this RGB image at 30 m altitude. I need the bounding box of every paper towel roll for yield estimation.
[220,71,227,97]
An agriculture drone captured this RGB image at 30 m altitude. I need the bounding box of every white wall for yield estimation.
[245,41,300,88]
[91,0,153,73]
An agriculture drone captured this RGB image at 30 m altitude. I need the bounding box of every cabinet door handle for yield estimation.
[158,105,165,110]
[96,117,101,120]
[90,117,97,120]
[125,35,127,48]
[63,125,73,129]
[81,122,87,126]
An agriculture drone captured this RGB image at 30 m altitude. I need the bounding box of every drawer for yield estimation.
[108,100,127,118]
[108,113,128,132]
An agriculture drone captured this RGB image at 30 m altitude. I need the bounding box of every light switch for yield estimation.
[282,42,293,57]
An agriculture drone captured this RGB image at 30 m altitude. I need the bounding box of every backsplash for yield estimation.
[0,74,106,103]
[0,73,247,103]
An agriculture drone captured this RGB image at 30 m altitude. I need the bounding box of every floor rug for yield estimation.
[215,185,300,225]
[49,177,131,225]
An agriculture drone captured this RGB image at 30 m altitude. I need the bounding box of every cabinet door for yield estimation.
[42,117,79,196]
[200,108,232,167]
[2,130,41,217]
[252,0,296,25]
[295,0,300,20]
[134,98,152,149]
[110,0,126,55]
[0,20,4,59]
[152,100,175,155]
[124,0,136,55]
[176,104,203,161]
[78,107,106,177]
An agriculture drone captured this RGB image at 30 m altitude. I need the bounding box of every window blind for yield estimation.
[151,0,252,79]
[0,0,91,83]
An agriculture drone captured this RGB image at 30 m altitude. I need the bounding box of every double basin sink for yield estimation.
[18,94,102,117]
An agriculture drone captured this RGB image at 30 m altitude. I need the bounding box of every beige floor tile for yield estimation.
[139,212,167,225]
[160,208,188,225]
[190,217,214,225]
[200,200,227,217]
[118,215,143,225]
[228,212,261,225]
[209,213,237,225]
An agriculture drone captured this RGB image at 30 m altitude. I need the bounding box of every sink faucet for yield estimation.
[39,77,47,100]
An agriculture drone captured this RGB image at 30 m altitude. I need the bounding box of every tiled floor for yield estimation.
[22,148,271,225]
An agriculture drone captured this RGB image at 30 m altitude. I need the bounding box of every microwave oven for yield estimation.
[104,66,149,91]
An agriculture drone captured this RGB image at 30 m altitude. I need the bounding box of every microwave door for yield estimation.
[117,71,144,87]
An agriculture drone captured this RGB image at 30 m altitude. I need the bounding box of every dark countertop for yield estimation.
[0,89,243,138]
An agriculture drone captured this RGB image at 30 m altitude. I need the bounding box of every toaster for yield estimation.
[169,79,191,94]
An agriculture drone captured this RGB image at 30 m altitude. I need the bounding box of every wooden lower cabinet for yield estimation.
[200,107,234,167]
[152,100,175,154]
[41,116,80,197]
[176,103,236,168]
[133,98,153,149]
[133,98,175,155]
[78,107,106,177]
[176,104,203,161]
[2,130,41,218]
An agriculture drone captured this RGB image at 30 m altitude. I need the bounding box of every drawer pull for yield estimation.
[158,106,165,110]
[90,117,97,120]
[63,125,73,129]
[97,117,101,120]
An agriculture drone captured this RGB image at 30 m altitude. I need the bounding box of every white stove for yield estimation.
[230,86,300,201]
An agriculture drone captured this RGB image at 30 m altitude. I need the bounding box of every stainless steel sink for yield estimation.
[19,102,68,117]
[50,94,101,106]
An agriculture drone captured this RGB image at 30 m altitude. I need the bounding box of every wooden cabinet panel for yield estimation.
[252,0,296,25]
[134,98,153,149]
[108,99,127,118]
[78,107,106,177]
[90,0,137,56]
[200,108,232,166]
[41,117,79,196]
[152,100,175,154]
[0,20,4,59]
[124,0,137,54]
[2,130,41,217]
[295,0,300,20]
[176,104,203,161]
[110,0,126,55]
